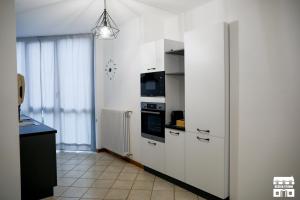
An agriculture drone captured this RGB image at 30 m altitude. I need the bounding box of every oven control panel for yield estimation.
[141,102,165,111]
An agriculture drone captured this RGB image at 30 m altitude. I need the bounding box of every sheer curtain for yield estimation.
[17,34,95,151]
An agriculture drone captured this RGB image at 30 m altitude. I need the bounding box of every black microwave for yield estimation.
[141,71,165,97]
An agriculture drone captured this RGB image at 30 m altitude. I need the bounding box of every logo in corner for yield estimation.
[273,176,295,198]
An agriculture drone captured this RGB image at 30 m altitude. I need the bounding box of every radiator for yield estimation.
[101,109,132,157]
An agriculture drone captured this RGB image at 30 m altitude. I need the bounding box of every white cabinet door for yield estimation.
[141,138,165,173]
[165,128,185,181]
[184,23,229,138]
[185,132,226,199]
[141,40,164,73]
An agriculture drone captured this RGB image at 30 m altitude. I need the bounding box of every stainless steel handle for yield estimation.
[169,131,180,136]
[141,111,160,115]
[196,136,210,142]
[147,67,156,71]
[197,128,210,134]
[148,141,157,146]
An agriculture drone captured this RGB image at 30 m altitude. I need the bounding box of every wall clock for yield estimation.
[105,59,118,80]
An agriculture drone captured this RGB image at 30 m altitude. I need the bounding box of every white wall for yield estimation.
[96,18,143,161]
[226,0,300,199]
[0,1,21,199]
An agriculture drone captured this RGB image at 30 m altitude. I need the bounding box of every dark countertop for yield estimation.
[19,115,57,137]
[165,124,185,131]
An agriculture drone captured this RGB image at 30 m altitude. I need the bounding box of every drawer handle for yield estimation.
[147,67,156,71]
[148,141,157,146]
[169,131,180,136]
[196,136,210,142]
[197,129,210,134]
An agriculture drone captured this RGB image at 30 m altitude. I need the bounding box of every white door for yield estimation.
[185,132,226,199]
[141,138,165,173]
[165,128,185,181]
[184,23,229,138]
[141,40,164,73]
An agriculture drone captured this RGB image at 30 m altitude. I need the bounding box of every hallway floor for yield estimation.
[43,151,206,200]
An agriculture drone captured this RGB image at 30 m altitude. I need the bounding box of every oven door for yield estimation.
[141,71,165,97]
[141,109,165,142]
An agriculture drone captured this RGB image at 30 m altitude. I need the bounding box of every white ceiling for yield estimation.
[16,0,210,37]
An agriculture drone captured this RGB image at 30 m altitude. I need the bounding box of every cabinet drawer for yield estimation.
[165,128,185,181]
[141,137,165,173]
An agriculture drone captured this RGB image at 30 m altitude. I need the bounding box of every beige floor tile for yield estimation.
[89,165,108,172]
[57,164,76,171]
[72,164,92,171]
[63,159,82,165]
[57,170,69,178]
[153,179,174,191]
[63,170,85,178]
[127,190,151,200]
[54,186,69,196]
[105,166,124,173]
[72,178,95,187]
[82,188,108,199]
[118,172,137,181]
[81,171,102,179]
[197,196,206,200]
[61,187,88,198]
[110,160,127,167]
[57,178,77,187]
[175,186,188,192]
[112,180,134,189]
[136,172,155,181]
[98,172,119,180]
[101,157,115,162]
[122,165,141,173]
[92,179,115,188]
[104,189,130,200]
[175,191,198,200]
[55,152,204,200]
[151,190,174,200]
[96,160,112,166]
[132,180,154,190]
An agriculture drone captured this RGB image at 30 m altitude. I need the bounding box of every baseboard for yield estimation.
[96,148,144,169]
[144,166,229,200]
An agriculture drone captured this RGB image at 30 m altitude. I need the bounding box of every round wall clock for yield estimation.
[105,59,118,80]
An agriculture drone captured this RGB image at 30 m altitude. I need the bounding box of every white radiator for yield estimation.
[100,109,131,156]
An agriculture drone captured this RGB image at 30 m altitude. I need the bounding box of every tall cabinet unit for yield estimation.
[184,23,229,199]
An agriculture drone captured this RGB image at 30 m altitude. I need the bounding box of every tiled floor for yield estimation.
[43,151,206,200]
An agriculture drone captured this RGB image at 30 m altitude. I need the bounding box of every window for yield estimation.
[17,34,95,151]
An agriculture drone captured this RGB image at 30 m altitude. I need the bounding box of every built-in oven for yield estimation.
[141,102,165,143]
[140,71,165,97]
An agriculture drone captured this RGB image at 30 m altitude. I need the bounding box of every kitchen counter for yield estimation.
[19,115,57,200]
[165,124,185,131]
[19,116,57,137]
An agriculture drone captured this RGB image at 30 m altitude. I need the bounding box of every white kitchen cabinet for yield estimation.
[165,128,185,181]
[141,137,165,173]
[185,132,228,199]
[141,39,184,73]
[141,40,164,73]
[184,23,229,138]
